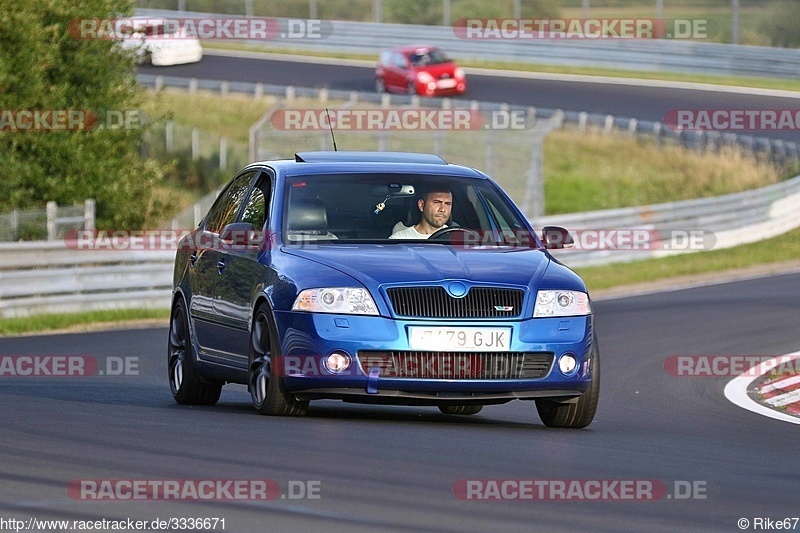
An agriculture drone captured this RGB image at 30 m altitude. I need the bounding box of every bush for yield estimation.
[0,0,169,230]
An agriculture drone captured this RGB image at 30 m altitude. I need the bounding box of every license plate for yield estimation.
[408,327,511,352]
[437,78,456,89]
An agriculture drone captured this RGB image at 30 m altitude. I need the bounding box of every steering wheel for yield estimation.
[428,226,481,242]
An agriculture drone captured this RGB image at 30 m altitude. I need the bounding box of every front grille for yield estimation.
[358,351,553,380]
[387,286,523,318]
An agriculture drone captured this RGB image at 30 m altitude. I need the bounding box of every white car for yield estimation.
[118,17,203,66]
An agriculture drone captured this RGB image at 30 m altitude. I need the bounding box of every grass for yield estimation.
[140,89,786,216]
[0,309,169,336]
[544,128,783,213]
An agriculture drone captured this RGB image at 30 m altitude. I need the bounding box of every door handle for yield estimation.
[189,252,197,266]
[217,258,226,273]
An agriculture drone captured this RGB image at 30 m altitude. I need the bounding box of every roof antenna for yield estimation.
[325,108,338,151]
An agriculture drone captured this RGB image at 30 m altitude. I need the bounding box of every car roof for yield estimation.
[248,151,486,179]
[391,45,444,55]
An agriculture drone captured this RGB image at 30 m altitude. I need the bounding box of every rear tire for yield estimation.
[439,405,483,415]
[168,298,222,406]
[407,81,417,95]
[536,338,600,429]
[249,303,308,416]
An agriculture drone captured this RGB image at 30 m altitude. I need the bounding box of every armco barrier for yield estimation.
[136,8,800,79]
[1,172,798,317]
[0,242,174,318]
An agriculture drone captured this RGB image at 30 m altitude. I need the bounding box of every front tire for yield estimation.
[375,77,386,93]
[168,298,222,405]
[536,338,600,429]
[249,303,308,416]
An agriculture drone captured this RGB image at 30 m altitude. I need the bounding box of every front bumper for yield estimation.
[272,311,595,403]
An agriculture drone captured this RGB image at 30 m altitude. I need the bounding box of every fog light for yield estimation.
[325,352,351,373]
[558,353,578,376]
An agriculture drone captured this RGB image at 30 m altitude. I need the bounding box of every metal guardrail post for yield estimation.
[191,128,200,160]
[10,209,18,241]
[84,199,95,231]
[220,136,228,170]
[46,201,57,241]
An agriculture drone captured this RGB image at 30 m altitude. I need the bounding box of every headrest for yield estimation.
[287,199,327,231]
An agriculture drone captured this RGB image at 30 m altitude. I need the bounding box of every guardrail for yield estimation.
[541,172,800,267]
[137,8,800,79]
[0,242,174,318]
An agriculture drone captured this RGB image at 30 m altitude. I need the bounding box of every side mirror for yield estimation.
[220,222,258,246]
[541,226,574,249]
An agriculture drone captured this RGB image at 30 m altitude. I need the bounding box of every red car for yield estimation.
[375,45,467,97]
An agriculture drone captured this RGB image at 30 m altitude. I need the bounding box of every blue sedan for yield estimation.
[168,151,599,428]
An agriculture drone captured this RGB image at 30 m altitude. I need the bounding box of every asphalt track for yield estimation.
[1,272,798,532]
[139,53,800,142]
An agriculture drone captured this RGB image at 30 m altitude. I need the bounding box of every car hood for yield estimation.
[282,243,551,289]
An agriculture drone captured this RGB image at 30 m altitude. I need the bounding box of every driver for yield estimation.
[389,187,452,239]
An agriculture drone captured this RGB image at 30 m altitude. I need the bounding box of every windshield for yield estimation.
[282,173,538,247]
[408,48,451,67]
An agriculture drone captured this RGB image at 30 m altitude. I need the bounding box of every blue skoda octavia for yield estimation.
[169,151,599,428]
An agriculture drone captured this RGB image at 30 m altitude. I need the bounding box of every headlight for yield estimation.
[417,71,435,83]
[454,67,465,78]
[533,290,591,318]
[292,288,379,316]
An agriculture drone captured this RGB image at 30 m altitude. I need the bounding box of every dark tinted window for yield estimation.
[407,48,450,66]
[205,171,255,233]
[282,173,534,245]
[240,178,269,230]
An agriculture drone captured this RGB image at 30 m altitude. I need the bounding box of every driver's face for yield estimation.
[419,191,452,230]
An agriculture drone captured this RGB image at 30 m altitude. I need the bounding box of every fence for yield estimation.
[0,200,95,242]
[137,73,800,190]
[142,118,250,173]
[135,7,800,79]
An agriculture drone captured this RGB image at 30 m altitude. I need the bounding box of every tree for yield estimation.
[0,0,166,228]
